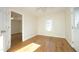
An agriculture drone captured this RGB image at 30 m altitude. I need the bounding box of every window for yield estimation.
[46,19,53,31]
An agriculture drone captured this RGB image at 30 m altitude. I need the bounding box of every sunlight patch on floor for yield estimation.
[15,43,40,52]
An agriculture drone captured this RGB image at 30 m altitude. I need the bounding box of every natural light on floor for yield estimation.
[15,43,40,52]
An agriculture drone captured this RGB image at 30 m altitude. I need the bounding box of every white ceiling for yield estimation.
[22,7,67,13]
[22,7,68,17]
[11,7,68,19]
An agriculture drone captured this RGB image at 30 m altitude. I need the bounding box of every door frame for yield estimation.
[10,11,23,47]
[10,10,23,48]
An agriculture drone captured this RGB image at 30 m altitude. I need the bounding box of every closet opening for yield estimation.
[11,11,22,47]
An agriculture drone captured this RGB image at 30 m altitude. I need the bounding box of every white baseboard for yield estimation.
[37,34,65,38]
[22,34,37,42]
[65,39,78,51]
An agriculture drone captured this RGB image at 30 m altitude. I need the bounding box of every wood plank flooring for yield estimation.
[8,35,76,52]
[11,33,22,47]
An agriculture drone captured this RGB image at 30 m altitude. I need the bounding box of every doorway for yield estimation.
[11,11,22,47]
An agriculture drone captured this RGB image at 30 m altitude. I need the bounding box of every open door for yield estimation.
[72,8,79,51]
[0,8,4,52]
[0,8,11,51]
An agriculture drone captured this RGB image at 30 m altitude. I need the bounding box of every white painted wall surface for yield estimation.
[37,12,66,38]
[65,8,72,45]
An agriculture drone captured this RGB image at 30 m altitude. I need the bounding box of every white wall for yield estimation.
[37,11,66,38]
[10,8,37,41]
[65,8,72,44]
[23,14,37,41]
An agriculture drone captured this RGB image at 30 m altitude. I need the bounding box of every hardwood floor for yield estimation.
[11,33,22,47]
[8,35,76,52]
